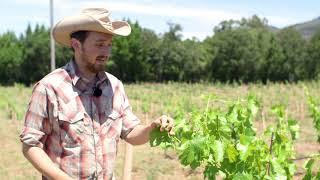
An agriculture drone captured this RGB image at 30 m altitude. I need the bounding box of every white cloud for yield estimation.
[50,0,249,41]
[4,0,310,39]
[56,1,248,22]
[265,15,300,27]
[52,1,298,27]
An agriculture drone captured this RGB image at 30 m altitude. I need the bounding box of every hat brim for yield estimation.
[53,14,131,47]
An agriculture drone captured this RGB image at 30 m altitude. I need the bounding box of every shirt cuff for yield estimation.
[20,127,45,148]
[120,118,140,139]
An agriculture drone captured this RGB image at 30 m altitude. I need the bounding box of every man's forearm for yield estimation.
[125,125,153,145]
[125,115,174,145]
[22,144,73,180]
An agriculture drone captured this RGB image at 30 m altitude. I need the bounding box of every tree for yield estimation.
[276,27,307,81]
[206,28,258,82]
[305,30,320,79]
[180,38,209,82]
[55,45,73,68]
[154,23,185,81]
[205,15,284,83]
[109,20,154,82]
[0,31,23,85]
[20,24,51,85]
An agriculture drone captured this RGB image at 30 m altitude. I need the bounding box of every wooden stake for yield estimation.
[123,142,133,180]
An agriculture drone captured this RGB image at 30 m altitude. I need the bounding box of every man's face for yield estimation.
[78,31,113,73]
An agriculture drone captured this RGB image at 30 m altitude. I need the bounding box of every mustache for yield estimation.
[96,56,108,60]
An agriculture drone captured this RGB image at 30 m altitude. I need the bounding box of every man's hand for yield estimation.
[150,115,175,135]
[125,115,175,145]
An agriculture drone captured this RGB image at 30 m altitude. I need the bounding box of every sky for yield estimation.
[1,0,320,40]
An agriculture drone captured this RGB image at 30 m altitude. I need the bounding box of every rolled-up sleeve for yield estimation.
[20,83,52,148]
[118,82,140,139]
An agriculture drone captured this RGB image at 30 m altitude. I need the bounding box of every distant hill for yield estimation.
[261,17,320,39]
[267,25,280,33]
[288,17,320,39]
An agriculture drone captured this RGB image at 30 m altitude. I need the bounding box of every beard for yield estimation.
[86,60,105,73]
[80,50,106,74]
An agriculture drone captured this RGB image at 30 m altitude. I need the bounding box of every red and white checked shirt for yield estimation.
[20,60,140,180]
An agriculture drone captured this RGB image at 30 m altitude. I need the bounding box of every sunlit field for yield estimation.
[0,82,319,179]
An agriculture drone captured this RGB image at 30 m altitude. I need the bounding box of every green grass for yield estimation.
[0,84,31,121]
[0,82,319,179]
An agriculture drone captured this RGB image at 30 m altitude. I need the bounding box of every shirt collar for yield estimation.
[65,59,108,86]
[64,60,79,86]
[96,70,108,85]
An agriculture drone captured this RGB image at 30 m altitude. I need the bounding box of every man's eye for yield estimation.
[96,44,112,48]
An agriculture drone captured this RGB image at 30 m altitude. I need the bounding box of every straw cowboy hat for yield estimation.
[53,8,131,47]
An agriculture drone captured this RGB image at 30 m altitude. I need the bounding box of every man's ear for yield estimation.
[70,38,81,50]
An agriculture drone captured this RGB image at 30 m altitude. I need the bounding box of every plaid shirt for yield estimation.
[20,60,140,180]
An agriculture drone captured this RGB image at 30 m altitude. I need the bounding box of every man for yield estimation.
[20,8,174,180]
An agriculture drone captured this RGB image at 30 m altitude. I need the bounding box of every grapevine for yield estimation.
[150,95,300,179]
[303,88,320,178]
[302,156,320,180]
[305,89,320,143]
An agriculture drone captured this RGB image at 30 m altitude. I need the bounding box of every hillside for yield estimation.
[289,17,320,39]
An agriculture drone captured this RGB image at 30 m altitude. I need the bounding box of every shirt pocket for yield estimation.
[58,111,88,147]
[101,110,121,139]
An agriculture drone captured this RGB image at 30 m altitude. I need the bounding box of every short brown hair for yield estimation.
[70,31,89,51]
[70,31,89,44]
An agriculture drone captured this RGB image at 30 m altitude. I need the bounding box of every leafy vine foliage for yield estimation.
[150,96,300,179]
[304,89,320,179]
[306,90,320,143]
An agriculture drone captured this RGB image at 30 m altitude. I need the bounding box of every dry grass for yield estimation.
[0,82,319,179]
